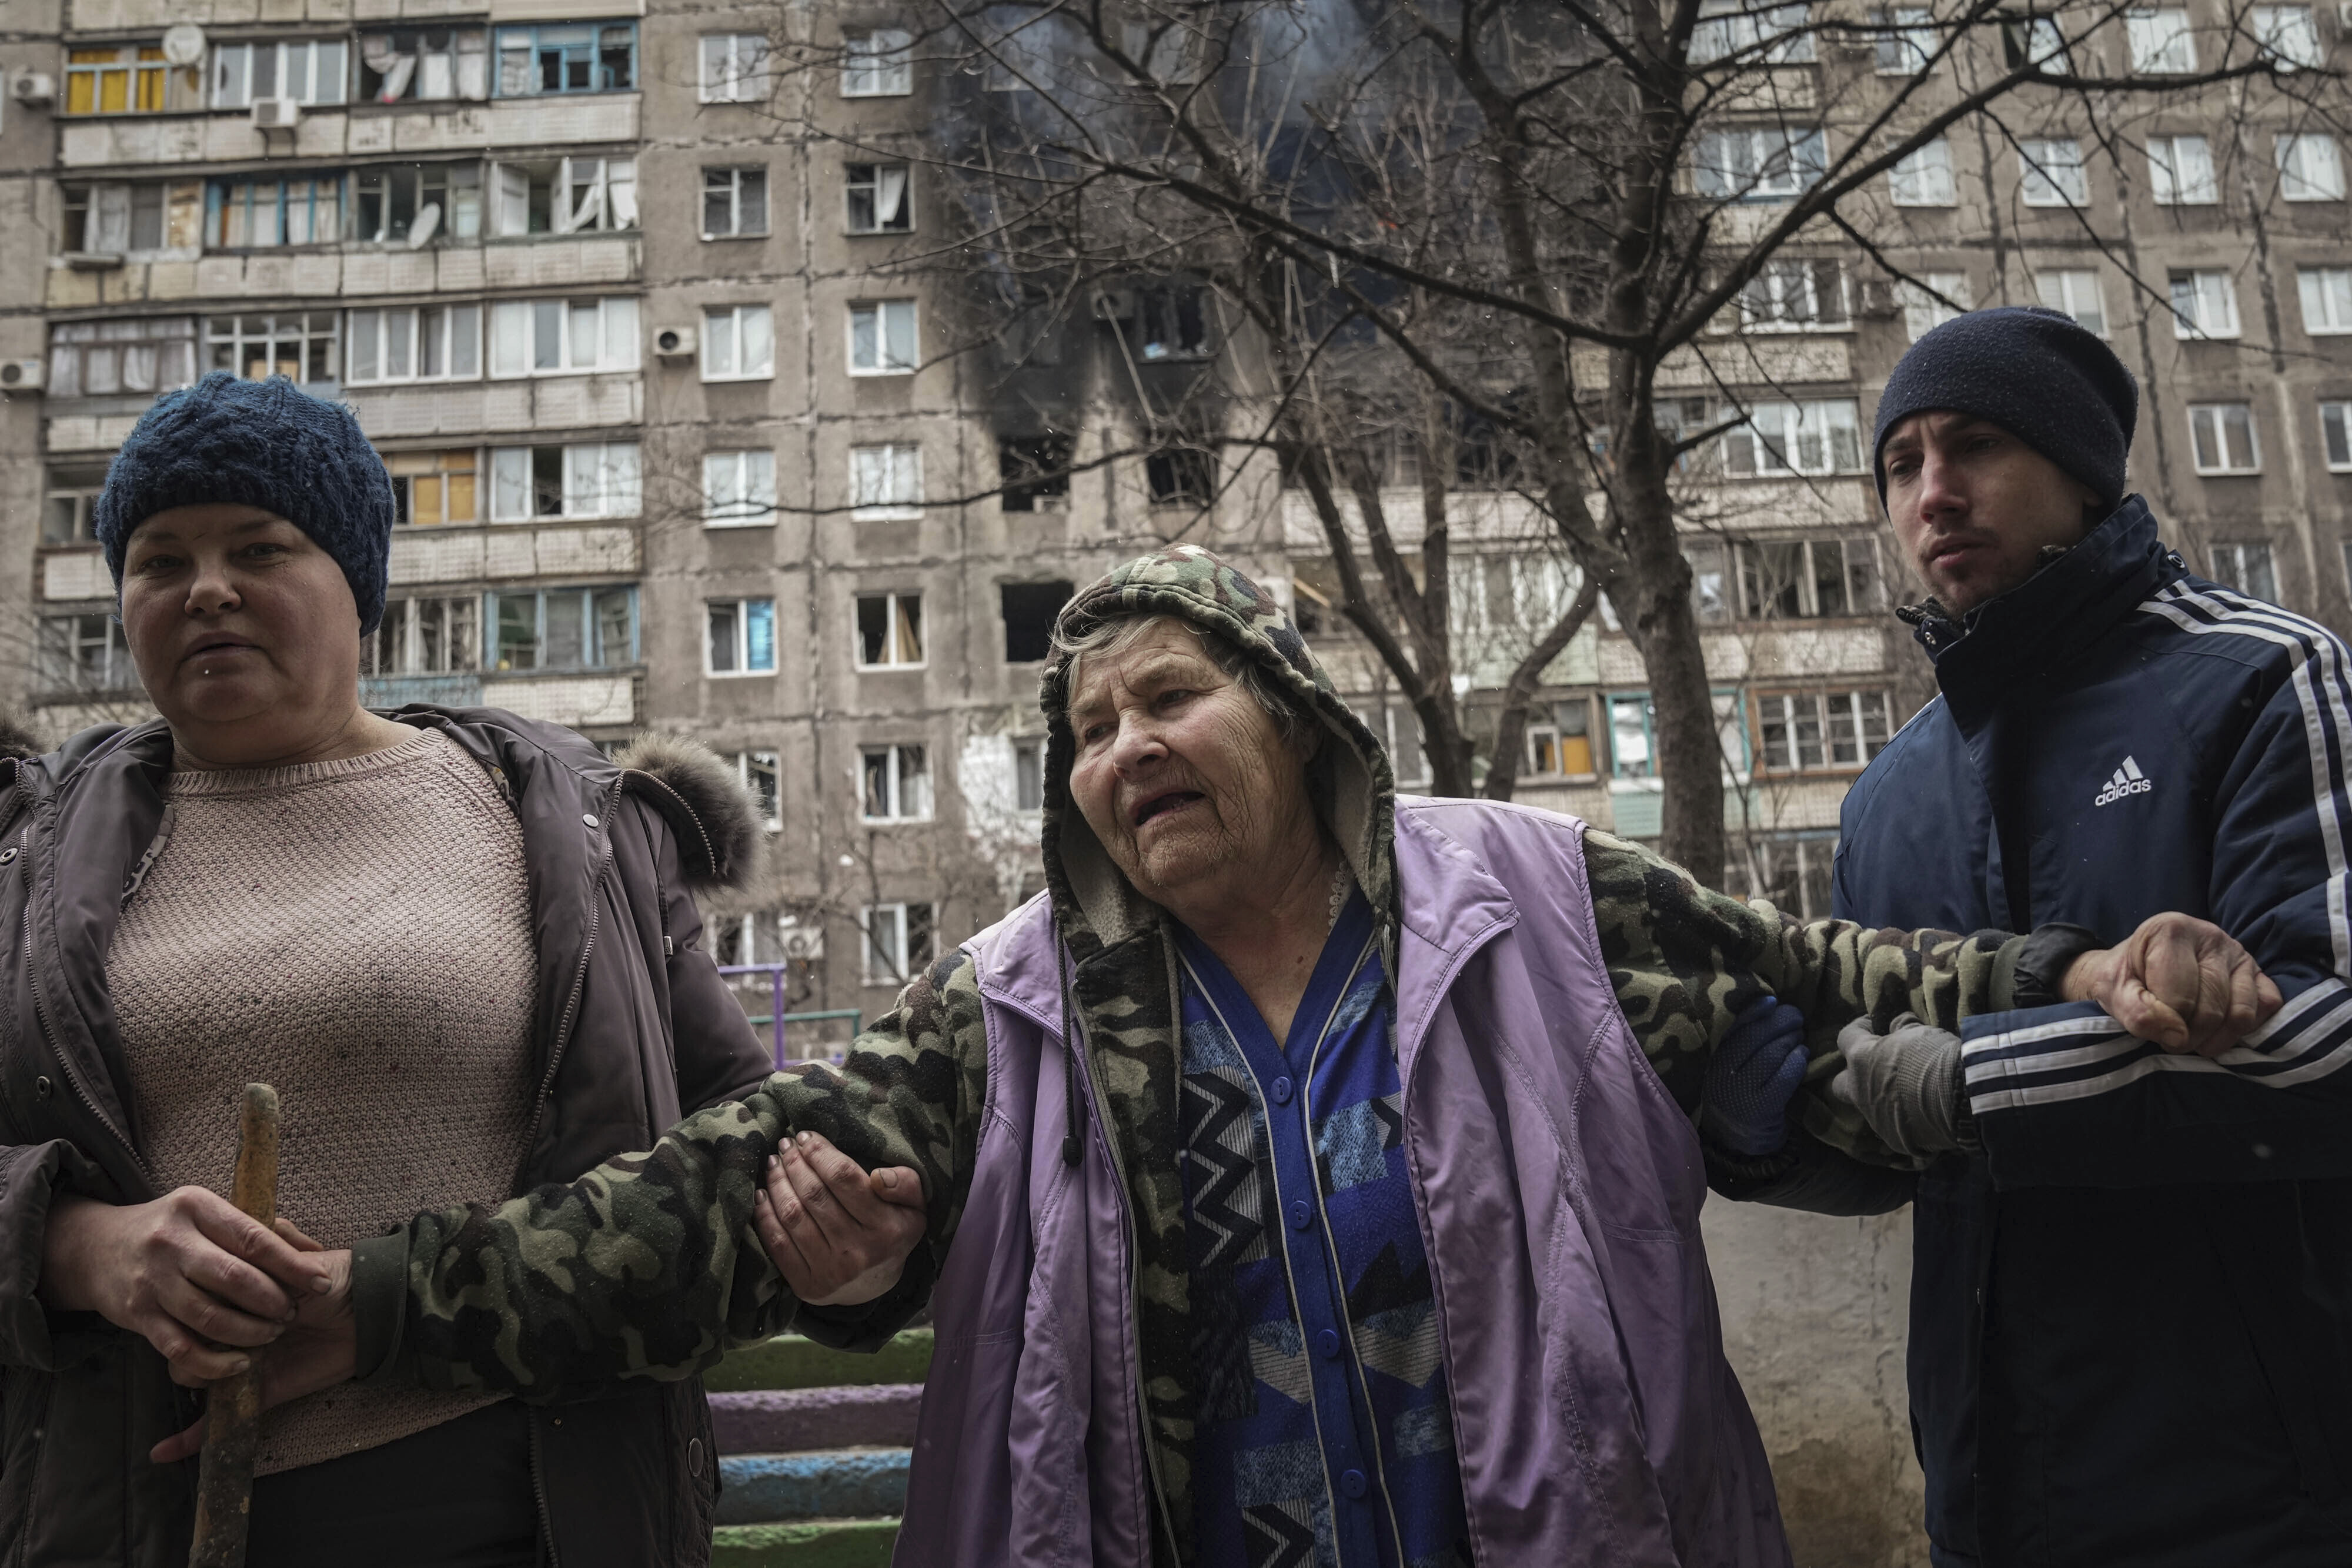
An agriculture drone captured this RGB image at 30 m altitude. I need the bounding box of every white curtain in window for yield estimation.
[875,165,908,227]
[495,164,530,237]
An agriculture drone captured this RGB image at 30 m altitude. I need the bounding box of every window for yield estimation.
[848,300,918,374]
[2300,267,2352,334]
[348,306,481,385]
[1119,284,1211,360]
[2189,403,2261,474]
[368,594,480,673]
[1890,138,1957,206]
[699,305,774,382]
[1872,5,1935,71]
[1736,259,1848,330]
[845,163,913,233]
[1732,536,1883,618]
[841,29,913,96]
[1000,434,1073,510]
[856,593,925,667]
[2278,135,2346,201]
[2323,400,2352,469]
[2253,4,2323,67]
[1014,740,1045,812]
[707,599,779,675]
[2211,541,2280,601]
[46,317,198,398]
[1731,833,1839,920]
[1345,703,1429,787]
[2170,269,2240,339]
[851,444,923,520]
[703,167,768,238]
[700,33,771,102]
[496,24,636,96]
[352,163,482,246]
[704,450,777,526]
[206,313,338,383]
[2149,135,2219,205]
[487,443,641,520]
[860,744,932,822]
[1690,0,1815,63]
[1695,126,1827,201]
[861,902,934,985]
[209,176,344,249]
[1146,444,1218,506]
[40,614,134,691]
[1897,272,1970,341]
[490,158,636,236]
[1002,581,1074,663]
[211,39,346,108]
[735,750,781,830]
[489,297,639,377]
[2020,139,2088,206]
[65,45,198,115]
[1526,697,1598,777]
[64,182,181,254]
[1721,399,1863,476]
[1608,693,1656,778]
[2002,15,2069,68]
[2034,269,2108,335]
[42,465,109,545]
[2127,7,2196,72]
[491,586,637,671]
[359,28,489,102]
[385,449,479,525]
[1758,690,1893,773]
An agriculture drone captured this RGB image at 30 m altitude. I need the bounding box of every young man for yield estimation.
[1818,306,2352,1566]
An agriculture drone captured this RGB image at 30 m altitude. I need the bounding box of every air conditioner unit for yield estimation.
[11,71,56,106]
[0,358,45,393]
[653,325,698,357]
[249,98,302,131]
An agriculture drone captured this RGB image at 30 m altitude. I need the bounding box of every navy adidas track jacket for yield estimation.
[1833,498,2352,1567]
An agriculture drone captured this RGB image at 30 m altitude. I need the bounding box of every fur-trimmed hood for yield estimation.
[614,733,763,895]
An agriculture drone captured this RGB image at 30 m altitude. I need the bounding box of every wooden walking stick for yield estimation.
[189,1084,280,1568]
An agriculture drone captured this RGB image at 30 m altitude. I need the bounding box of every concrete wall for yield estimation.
[1706,1201,1929,1568]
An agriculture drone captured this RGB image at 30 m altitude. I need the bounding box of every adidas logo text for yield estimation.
[2094,756,2153,807]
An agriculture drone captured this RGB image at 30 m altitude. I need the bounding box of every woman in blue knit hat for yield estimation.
[0,375,925,1568]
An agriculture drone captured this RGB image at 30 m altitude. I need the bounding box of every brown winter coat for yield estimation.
[0,707,774,1568]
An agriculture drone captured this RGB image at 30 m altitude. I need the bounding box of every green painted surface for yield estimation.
[711,1518,899,1568]
[705,1329,935,1394]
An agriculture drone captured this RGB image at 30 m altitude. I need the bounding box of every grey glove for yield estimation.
[1829,1013,1977,1162]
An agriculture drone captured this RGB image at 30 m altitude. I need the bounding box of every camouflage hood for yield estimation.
[1035,543,1399,958]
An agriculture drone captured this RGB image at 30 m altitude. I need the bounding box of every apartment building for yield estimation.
[3,0,2349,1037]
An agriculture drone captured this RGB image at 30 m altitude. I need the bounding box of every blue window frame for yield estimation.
[486,586,637,672]
[206,175,344,249]
[495,23,636,96]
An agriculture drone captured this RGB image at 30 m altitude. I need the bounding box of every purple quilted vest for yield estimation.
[892,799,1793,1568]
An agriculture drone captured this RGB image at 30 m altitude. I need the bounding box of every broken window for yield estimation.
[1000,580,1073,663]
[209,176,344,249]
[841,29,913,96]
[1145,444,1217,506]
[39,614,134,691]
[496,24,635,96]
[348,306,481,385]
[700,32,771,102]
[369,594,481,673]
[211,39,346,108]
[1756,691,1892,772]
[490,158,636,236]
[488,297,639,377]
[850,444,922,519]
[1014,740,1044,811]
[352,163,481,245]
[860,745,931,821]
[703,450,777,525]
[1130,283,1210,359]
[734,751,783,828]
[492,587,637,671]
[42,464,109,545]
[487,442,640,520]
[702,166,768,238]
[861,901,934,984]
[358,28,488,102]
[64,182,197,253]
[999,433,1073,511]
[384,449,479,524]
[206,312,338,383]
[844,163,912,233]
[46,318,198,398]
[856,593,924,667]
[707,599,779,675]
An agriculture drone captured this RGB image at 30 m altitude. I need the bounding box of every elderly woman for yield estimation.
[0,374,922,1568]
[251,546,2271,1567]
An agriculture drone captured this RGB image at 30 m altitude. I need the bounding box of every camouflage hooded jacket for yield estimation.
[361,547,2046,1560]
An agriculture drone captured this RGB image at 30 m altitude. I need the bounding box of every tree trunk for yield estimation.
[1484,574,1602,804]
[1616,459,1726,880]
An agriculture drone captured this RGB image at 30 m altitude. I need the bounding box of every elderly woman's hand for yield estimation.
[39,1188,335,1382]
[754,1132,927,1308]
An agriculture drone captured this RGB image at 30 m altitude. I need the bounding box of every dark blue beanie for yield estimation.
[93,373,393,636]
[1872,306,2138,507]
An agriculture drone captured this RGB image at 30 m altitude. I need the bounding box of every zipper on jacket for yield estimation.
[509,778,620,1196]
[22,894,154,1193]
[527,1407,563,1568]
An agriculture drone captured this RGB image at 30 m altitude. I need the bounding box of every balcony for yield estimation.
[59,96,639,170]
[350,373,641,439]
[359,672,636,728]
[47,236,640,309]
[387,523,637,587]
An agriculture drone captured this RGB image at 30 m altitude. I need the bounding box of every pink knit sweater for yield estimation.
[109,727,539,1475]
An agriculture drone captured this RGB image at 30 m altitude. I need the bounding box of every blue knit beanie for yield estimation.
[93,373,393,636]
[1872,306,2138,508]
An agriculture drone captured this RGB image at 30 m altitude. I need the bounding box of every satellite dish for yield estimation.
[161,24,206,66]
[407,203,441,249]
